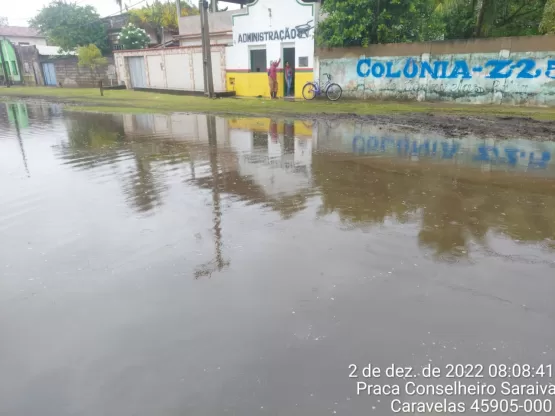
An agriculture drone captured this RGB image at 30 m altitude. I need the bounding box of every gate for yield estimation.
[127,56,147,88]
[42,63,57,86]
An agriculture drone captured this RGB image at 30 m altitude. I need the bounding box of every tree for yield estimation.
[540,0,555,33]
[317,0,445,46]
[77,44,108,83]
[30,1,109,53]
[437,0,547,39]
[118,23,150,49]
[129,1,199,43]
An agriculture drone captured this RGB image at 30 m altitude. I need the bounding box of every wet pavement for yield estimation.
[0,102,554,415]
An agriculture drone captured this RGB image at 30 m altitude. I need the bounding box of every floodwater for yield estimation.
[1,102,554,416]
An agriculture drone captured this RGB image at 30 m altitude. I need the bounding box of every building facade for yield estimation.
[114,0,320,98]
[0,26,47,46]
[225,0,319,98]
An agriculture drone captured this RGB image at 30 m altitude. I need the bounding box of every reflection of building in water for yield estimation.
[122,114,314,201]
[228,118,313,198]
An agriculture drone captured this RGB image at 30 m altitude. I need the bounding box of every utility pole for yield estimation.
[176,0,181,18]
[0,38,12,87]
[199,0,215,98]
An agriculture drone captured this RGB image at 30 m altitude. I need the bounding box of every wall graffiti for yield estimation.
[356,58,555,80]
[352,136,552,170]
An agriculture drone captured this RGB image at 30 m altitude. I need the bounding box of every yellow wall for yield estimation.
[227,71,314,100]
[293,72,312,99]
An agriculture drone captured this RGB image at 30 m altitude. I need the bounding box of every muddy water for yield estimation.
[1,102,554,416]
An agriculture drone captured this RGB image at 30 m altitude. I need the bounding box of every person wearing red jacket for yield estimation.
[267,58,281,99]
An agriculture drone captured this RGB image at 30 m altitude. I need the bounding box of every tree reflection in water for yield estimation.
[312,155,555,261]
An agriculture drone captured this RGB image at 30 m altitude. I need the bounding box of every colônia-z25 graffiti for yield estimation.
[357,58,555,80]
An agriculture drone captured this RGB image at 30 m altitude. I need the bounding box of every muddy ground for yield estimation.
[314,112,555,140]
[5,96,555,140]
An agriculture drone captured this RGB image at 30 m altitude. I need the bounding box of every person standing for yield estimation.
[268,58,281,99]
[285,61,293,97]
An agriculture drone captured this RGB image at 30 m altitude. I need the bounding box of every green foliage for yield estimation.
[30,1,108,53]
[317,0,445,47]
[77,44,108,80]
[440,0,547,39]
[540,0,555,33]
[318,0,549,46]
[129,0,199,43]
[118,24,150,49]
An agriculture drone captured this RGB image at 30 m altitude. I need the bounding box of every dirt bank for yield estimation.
[316,113,555,141]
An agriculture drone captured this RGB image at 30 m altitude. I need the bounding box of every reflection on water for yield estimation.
[1,102,554,416]
[1,102,554,263]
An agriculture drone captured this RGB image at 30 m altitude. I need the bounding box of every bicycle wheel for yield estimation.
[302,83,317,100]
[326,83,342,101]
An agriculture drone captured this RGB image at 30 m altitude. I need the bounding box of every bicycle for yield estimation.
[302,73,343,101]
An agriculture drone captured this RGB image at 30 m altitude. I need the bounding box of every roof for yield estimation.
[0,25,44,38]
[36,45,75,56]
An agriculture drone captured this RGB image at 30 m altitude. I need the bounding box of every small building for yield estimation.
[0,26,47,46]
[113,0,321,98]
[224,0,321,98]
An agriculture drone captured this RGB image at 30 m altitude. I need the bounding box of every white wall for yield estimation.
[227,0,316,71]
[146,55,165,88]
[114,46,227,92]
[165,54,191,89]
[6,36,47,46]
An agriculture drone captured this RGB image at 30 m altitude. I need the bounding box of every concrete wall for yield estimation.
[178,10,234,38]
[14,45,44,85]
[317,35,555,106]
[114,46,227,92]
[41,56,116,87]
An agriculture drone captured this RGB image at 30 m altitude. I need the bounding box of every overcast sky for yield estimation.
[3,0,239,27]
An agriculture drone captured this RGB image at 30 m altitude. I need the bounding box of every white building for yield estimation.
[0,26,47,46]
[113,0,322,98]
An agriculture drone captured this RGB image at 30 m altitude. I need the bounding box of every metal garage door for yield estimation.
[42,63,57,86]
[127,56,147,88]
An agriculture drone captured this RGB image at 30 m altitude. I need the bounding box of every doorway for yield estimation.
[42,63,57,86]
[283,47,295,97]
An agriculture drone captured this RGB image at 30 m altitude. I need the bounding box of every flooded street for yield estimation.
[1,102,554,415]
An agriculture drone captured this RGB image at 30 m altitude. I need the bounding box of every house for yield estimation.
[113,0,322,98]
[0,26,47,46]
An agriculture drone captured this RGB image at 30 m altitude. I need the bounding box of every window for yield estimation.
[250,49,267,73]
[11,61,18,76]
[298,56,308,68]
